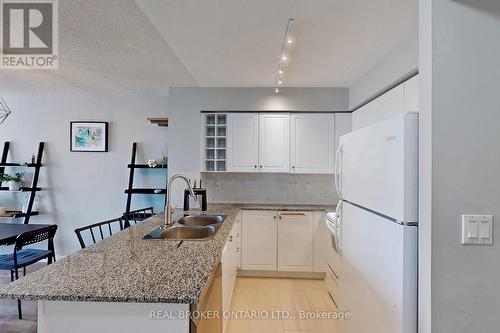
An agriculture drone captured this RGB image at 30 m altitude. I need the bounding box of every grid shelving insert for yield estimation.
[204,114,226,172]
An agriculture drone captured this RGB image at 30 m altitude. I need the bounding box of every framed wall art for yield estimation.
[70,121,108,152]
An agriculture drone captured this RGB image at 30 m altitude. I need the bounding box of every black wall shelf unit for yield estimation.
[124,142,168,213]
[0,141,44,224]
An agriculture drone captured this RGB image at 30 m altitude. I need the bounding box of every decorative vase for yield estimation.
[8,181,20,191]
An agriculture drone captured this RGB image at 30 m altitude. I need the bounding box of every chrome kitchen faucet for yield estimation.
[163,174,197,229]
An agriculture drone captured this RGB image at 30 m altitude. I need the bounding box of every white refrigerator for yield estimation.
[333,113,418,333]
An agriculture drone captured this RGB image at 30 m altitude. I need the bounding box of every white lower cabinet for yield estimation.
[222,242,232,333]
[233,212,242,270]
[277,212,314,272]
[241,210,324,273]
[222,215,241,333]
[313,211,327,273]
[241,210,278,271]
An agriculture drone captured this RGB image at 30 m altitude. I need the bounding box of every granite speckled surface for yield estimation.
[0,203,334,304]
[236,203,335,212]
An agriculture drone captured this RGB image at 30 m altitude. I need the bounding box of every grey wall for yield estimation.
[349,31,418,110]
[420,0,500,331]
[167,87,348,206]
[0,96,169,256]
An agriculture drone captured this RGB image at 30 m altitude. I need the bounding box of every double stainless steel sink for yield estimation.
[144,215,226,241]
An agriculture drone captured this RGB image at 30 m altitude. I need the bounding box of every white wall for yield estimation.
[349,31,418,110]
[0,96,168,256]
[420,0,500,331]
[167,87,349,207]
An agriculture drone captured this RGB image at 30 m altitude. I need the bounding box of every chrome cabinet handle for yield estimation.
[235,247,240,253]
[235,233,240,238]
[273,216,277,219]
[260,165,263,168]
[229,235,233,242]
[279,216,282,219]
[279,212,306,216]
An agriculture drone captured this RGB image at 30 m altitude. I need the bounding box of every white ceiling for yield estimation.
[136,0,418,87]
[0,0,417,94]
[0,0,196,95]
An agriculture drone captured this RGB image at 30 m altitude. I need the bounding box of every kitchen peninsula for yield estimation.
[0,203,333,333]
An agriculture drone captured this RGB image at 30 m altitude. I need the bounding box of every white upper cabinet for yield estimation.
[404,76,419,112]
[352,76,419,130]
[290,113,335,174]
[352,84,405,131]
[221,112,345,174]
[227,113,259,172]
[258,113,290,173]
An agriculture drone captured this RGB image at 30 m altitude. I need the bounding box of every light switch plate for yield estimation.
[462,215,493,245]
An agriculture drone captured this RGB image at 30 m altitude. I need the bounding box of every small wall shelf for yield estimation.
[0,163,42,167]
[0,187,41,192]
[0,141,44,224]
[127,164,168,169]
[147,117,169,127]
[0,211,39,218]
[124,142,168,213]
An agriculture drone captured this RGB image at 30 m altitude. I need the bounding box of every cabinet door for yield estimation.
[404,75,419,112]
[227,113,259,172]
[222,242,233,332]
[277,212,314,272]
[335,113,352,156]
[352,84,405,131]
[259,114,290,173]
[313,211,327,272]
[291,114,335,174]
[233,212,242,270]
[242,210,278,271]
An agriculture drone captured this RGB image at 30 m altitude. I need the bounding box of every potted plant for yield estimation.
[0,172,24,191]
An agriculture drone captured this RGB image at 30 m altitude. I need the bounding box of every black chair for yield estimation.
[0,225,57,319]
[74,216,125,249]
[123,207,154,228]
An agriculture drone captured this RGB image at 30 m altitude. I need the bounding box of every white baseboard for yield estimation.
[238,270,325,279]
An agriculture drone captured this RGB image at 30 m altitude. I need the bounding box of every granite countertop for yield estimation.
[235,203,335,212]
[0,203,334,304]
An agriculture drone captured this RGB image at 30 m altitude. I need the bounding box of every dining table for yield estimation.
[0,223,54,246]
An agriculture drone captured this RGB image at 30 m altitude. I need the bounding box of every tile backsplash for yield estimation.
[202,173,339,205]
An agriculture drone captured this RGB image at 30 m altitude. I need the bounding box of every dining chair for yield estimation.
[123,207,154,228]
[74,216,125,249]
[0,224,58,319]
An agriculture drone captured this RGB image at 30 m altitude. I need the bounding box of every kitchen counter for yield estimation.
[0,203,333,304]
[0,204,239,304]
[235,203,335,212]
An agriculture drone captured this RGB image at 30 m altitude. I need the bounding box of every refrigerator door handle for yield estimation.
[334,200,343,255]
[334,144,343,196]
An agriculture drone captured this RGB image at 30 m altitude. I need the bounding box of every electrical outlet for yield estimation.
[462,215,493,245]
